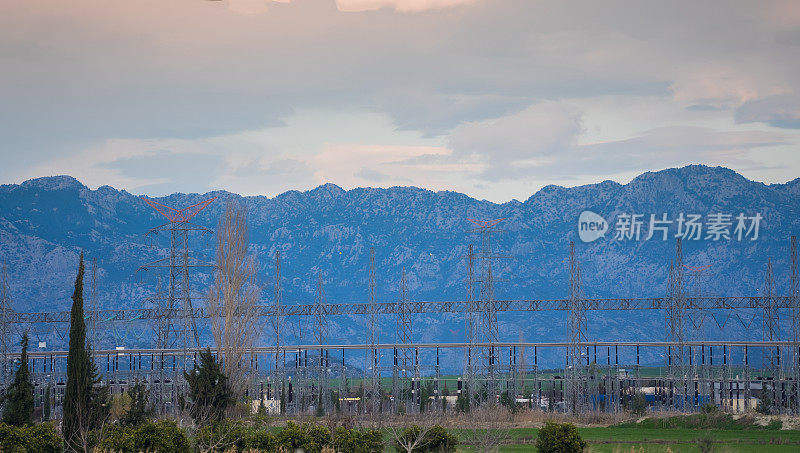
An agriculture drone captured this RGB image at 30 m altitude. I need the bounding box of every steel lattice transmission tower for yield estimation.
[89,257,99,349]
[393,268,414,412]
[0,264,12,386]
[666,238,686,407]
[790,236,799,414]
[468,218,505,405]
[463,243,477,408]
[272,250,285,404]
[763,259,781,390]
[365,247,381,418]
[140,196,215,355]
[567,241,587,413]
[313,270,330,414]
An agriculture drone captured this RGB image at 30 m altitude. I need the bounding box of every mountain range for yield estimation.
[0,165,798,368]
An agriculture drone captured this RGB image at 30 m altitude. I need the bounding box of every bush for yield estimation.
[332,426,383,453]
[756,396,772,415]
[196,422,379,453]
[701,403,718,414]
[0,422,62,453]
[697,435,714,453]
[277,421,331,453]
[94,424,135,452]
[618,412,782,431]
[392,424,458,453]
[195,421,249,452]
[535,421,587,453]
[628,392,648,416]
[499,391,520,413]
[95,419,190,453]
[247,429,278,451]
[120,380,154,427]
[424,425,458,452]
[136,419,190,453]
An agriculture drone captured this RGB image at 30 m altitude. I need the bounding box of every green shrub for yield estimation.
[455,394,470,413]
[535,421,587,453]
[306,423,332,451]
[95,419,189,453]
[697,435,714,453]
[0,422,62,453]
[392,424,457,453]
[618,412,782,431]
[120,380,154,427]
[756,396,772,415]
[277,421,331,453]
[135,419,190,453]
[247,429,278,451]
[195,421,250,453]
[629,392,648,416]
[95,424,135,453]
[701,403,718,414]
[424,425,458,452]
[765,419,783,430]
[332,426,383,453]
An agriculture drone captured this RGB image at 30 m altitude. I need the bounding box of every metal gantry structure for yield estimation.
[1,204,800,417]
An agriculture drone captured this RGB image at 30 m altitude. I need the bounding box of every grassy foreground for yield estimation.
[450,426,800,452]
[443,412,800,452]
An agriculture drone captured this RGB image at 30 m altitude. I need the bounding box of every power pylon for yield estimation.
[666,238,686,408]
[567,241,587,413]
[0,264,12,386]
[90,257,99,349]
[365,247,380,418]
[468,218,505,406]
[763,258,783,410]
[463,243,477,409]
[272,250,284,405]
[395,269,413,412]
[314,270,330,414]
[790,236,799,414]
[140,197,215,356]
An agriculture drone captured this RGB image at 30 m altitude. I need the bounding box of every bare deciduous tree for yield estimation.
[465,406,512,453]
[386,412,440,453]
[207,201,261,398]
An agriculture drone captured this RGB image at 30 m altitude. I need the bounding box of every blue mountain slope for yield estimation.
[0,165,798,362]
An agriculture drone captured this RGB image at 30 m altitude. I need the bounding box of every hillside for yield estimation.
[0,165,798,366]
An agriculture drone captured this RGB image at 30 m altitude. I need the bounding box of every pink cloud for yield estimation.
[336,0,477,13]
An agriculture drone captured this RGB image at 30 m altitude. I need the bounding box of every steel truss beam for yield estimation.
[11,340,798,359]
[10,296,794,324]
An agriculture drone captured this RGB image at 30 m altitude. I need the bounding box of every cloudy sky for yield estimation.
[2,0,799,201]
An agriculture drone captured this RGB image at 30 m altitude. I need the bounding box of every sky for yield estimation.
[1,0,799,202]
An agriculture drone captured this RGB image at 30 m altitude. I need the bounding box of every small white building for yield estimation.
[251,398,281,415]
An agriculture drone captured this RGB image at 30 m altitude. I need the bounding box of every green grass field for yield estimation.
[378,412,800,452]
[448,426,800,452]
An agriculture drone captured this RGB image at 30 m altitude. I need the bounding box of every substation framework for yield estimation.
[0,201,798,418]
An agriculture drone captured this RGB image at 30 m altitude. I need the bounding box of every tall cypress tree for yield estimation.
[63,252,92,449]
[2,333,34,425]
[183,349,232,425]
